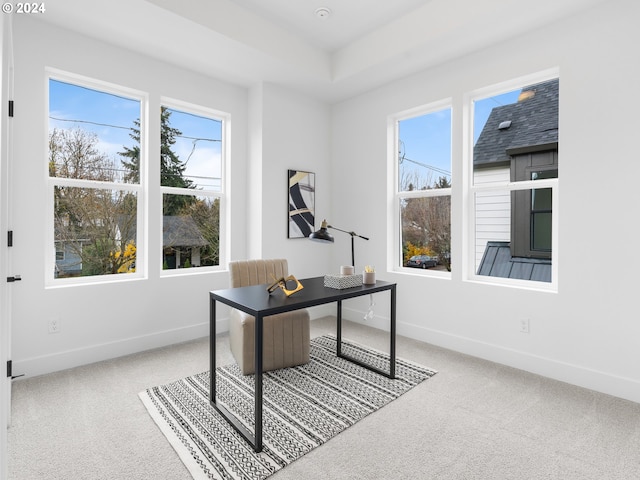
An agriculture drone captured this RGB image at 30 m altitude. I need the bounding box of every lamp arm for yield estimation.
[327,225,369,241]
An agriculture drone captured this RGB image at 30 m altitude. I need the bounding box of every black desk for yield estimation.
[209,276,396,452]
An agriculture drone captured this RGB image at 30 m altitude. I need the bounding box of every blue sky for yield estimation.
[50,78,520,193]
[49,79,222,189]
[398,88,520,190]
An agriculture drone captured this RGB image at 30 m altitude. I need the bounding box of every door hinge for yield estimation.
[7,275,22,282]
[8,100,14,117]
[7,360,25,380]
[7,230,13,247]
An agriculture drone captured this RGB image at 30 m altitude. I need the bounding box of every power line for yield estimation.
[400,155,451,177]
[49,116,221,143]
[180,135,221,142]
[49,116,131,131]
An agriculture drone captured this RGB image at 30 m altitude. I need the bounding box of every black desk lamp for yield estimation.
[309,219,369,267]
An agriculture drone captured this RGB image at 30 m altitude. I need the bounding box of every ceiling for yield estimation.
[36,0,608,102]
[227,0,431,52]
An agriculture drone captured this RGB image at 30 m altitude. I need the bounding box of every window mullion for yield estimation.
[51,176,142,193]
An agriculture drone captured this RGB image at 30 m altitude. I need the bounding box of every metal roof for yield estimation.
[477,241,551,282]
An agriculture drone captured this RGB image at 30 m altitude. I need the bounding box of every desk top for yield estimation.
[210,276,395,317]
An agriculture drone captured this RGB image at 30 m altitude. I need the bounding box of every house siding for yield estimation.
[473,167,510,272]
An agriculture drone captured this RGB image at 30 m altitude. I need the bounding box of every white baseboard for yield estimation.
[13,320,225,379]
[308,304,335,320]
[342,307,640,405]
[13,307,336,380]
[400,321,640,405]
[16,306,639,405]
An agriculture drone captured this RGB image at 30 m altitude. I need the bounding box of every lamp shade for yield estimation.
[309,219,334,243]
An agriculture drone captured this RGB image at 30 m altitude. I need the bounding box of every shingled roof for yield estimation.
[163,216,208,248]
[474,78,559,168]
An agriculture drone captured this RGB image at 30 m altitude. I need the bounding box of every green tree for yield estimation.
[120,107,196,215]
[120,118,141,184]
[120,108,220,270]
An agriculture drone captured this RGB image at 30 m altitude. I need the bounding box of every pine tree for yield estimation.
[120,107,196,215]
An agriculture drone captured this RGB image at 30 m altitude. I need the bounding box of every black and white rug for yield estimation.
[139,335,436,480]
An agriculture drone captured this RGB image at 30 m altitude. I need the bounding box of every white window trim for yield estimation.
[45,70,147,288]
[159,97,229,277]
[387,98,453,278]
[462,68,560,292]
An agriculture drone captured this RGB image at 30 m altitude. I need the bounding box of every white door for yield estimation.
[1,14,14,480]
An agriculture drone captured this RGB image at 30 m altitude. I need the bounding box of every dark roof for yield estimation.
[477,241,551,282]
[163,216,208,248]
[474,79,559,168]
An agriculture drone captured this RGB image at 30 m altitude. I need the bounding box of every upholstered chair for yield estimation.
[228,259,310,375]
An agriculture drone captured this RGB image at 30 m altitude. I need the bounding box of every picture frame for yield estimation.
[288,169,315,238]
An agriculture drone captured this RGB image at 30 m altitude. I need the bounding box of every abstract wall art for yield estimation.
[288,169,315,238]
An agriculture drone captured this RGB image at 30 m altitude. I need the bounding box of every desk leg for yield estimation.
[336,300,343,357]
[254,313,263,452]
[335,288,396,379]
[209,298,262,453]
[209,296,216,403]
[390,284,396,379]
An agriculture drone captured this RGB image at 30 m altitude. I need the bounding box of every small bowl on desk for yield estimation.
[340,265,355,275]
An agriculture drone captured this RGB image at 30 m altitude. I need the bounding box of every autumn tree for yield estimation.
[50,127,137,277]
[183,197,220,266]
[401,175,451,270]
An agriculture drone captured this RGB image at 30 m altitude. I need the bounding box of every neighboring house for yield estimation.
[162,216,208,269]
[55,215,207,275]
[54,240,86,277]
[473,79,558,281]
[54,214,137,277]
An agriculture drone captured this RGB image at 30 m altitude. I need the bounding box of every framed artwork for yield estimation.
[288,169,315,238]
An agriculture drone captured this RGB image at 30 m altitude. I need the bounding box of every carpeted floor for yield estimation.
[8,317,640,479]
[139,335,436,480]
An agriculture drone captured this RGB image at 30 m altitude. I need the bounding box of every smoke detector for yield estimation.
[314,7,331,19]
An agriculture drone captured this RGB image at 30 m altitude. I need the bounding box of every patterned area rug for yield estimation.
[139,335,436,480]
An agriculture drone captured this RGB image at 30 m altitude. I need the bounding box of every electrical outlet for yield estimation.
[520,318,530,334]
[48,318,60,334]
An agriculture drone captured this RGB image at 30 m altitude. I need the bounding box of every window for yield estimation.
[393,102,452,273]
[48,76,144,282]
[159,103,225,271]
[470,75,558,286]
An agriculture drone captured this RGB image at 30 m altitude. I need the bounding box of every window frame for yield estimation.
[464,70,559,292]
[510,152,558,258]
[388,99,453,278]
[159,97,229,277]
[45,70,147,287]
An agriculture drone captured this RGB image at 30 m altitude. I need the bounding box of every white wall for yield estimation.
[331,0,640,403]
[257,82,332,279]
[246,83,335,319]
[10,17,249,377]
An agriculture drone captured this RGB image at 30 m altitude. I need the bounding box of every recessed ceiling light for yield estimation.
[314,7,331,19]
